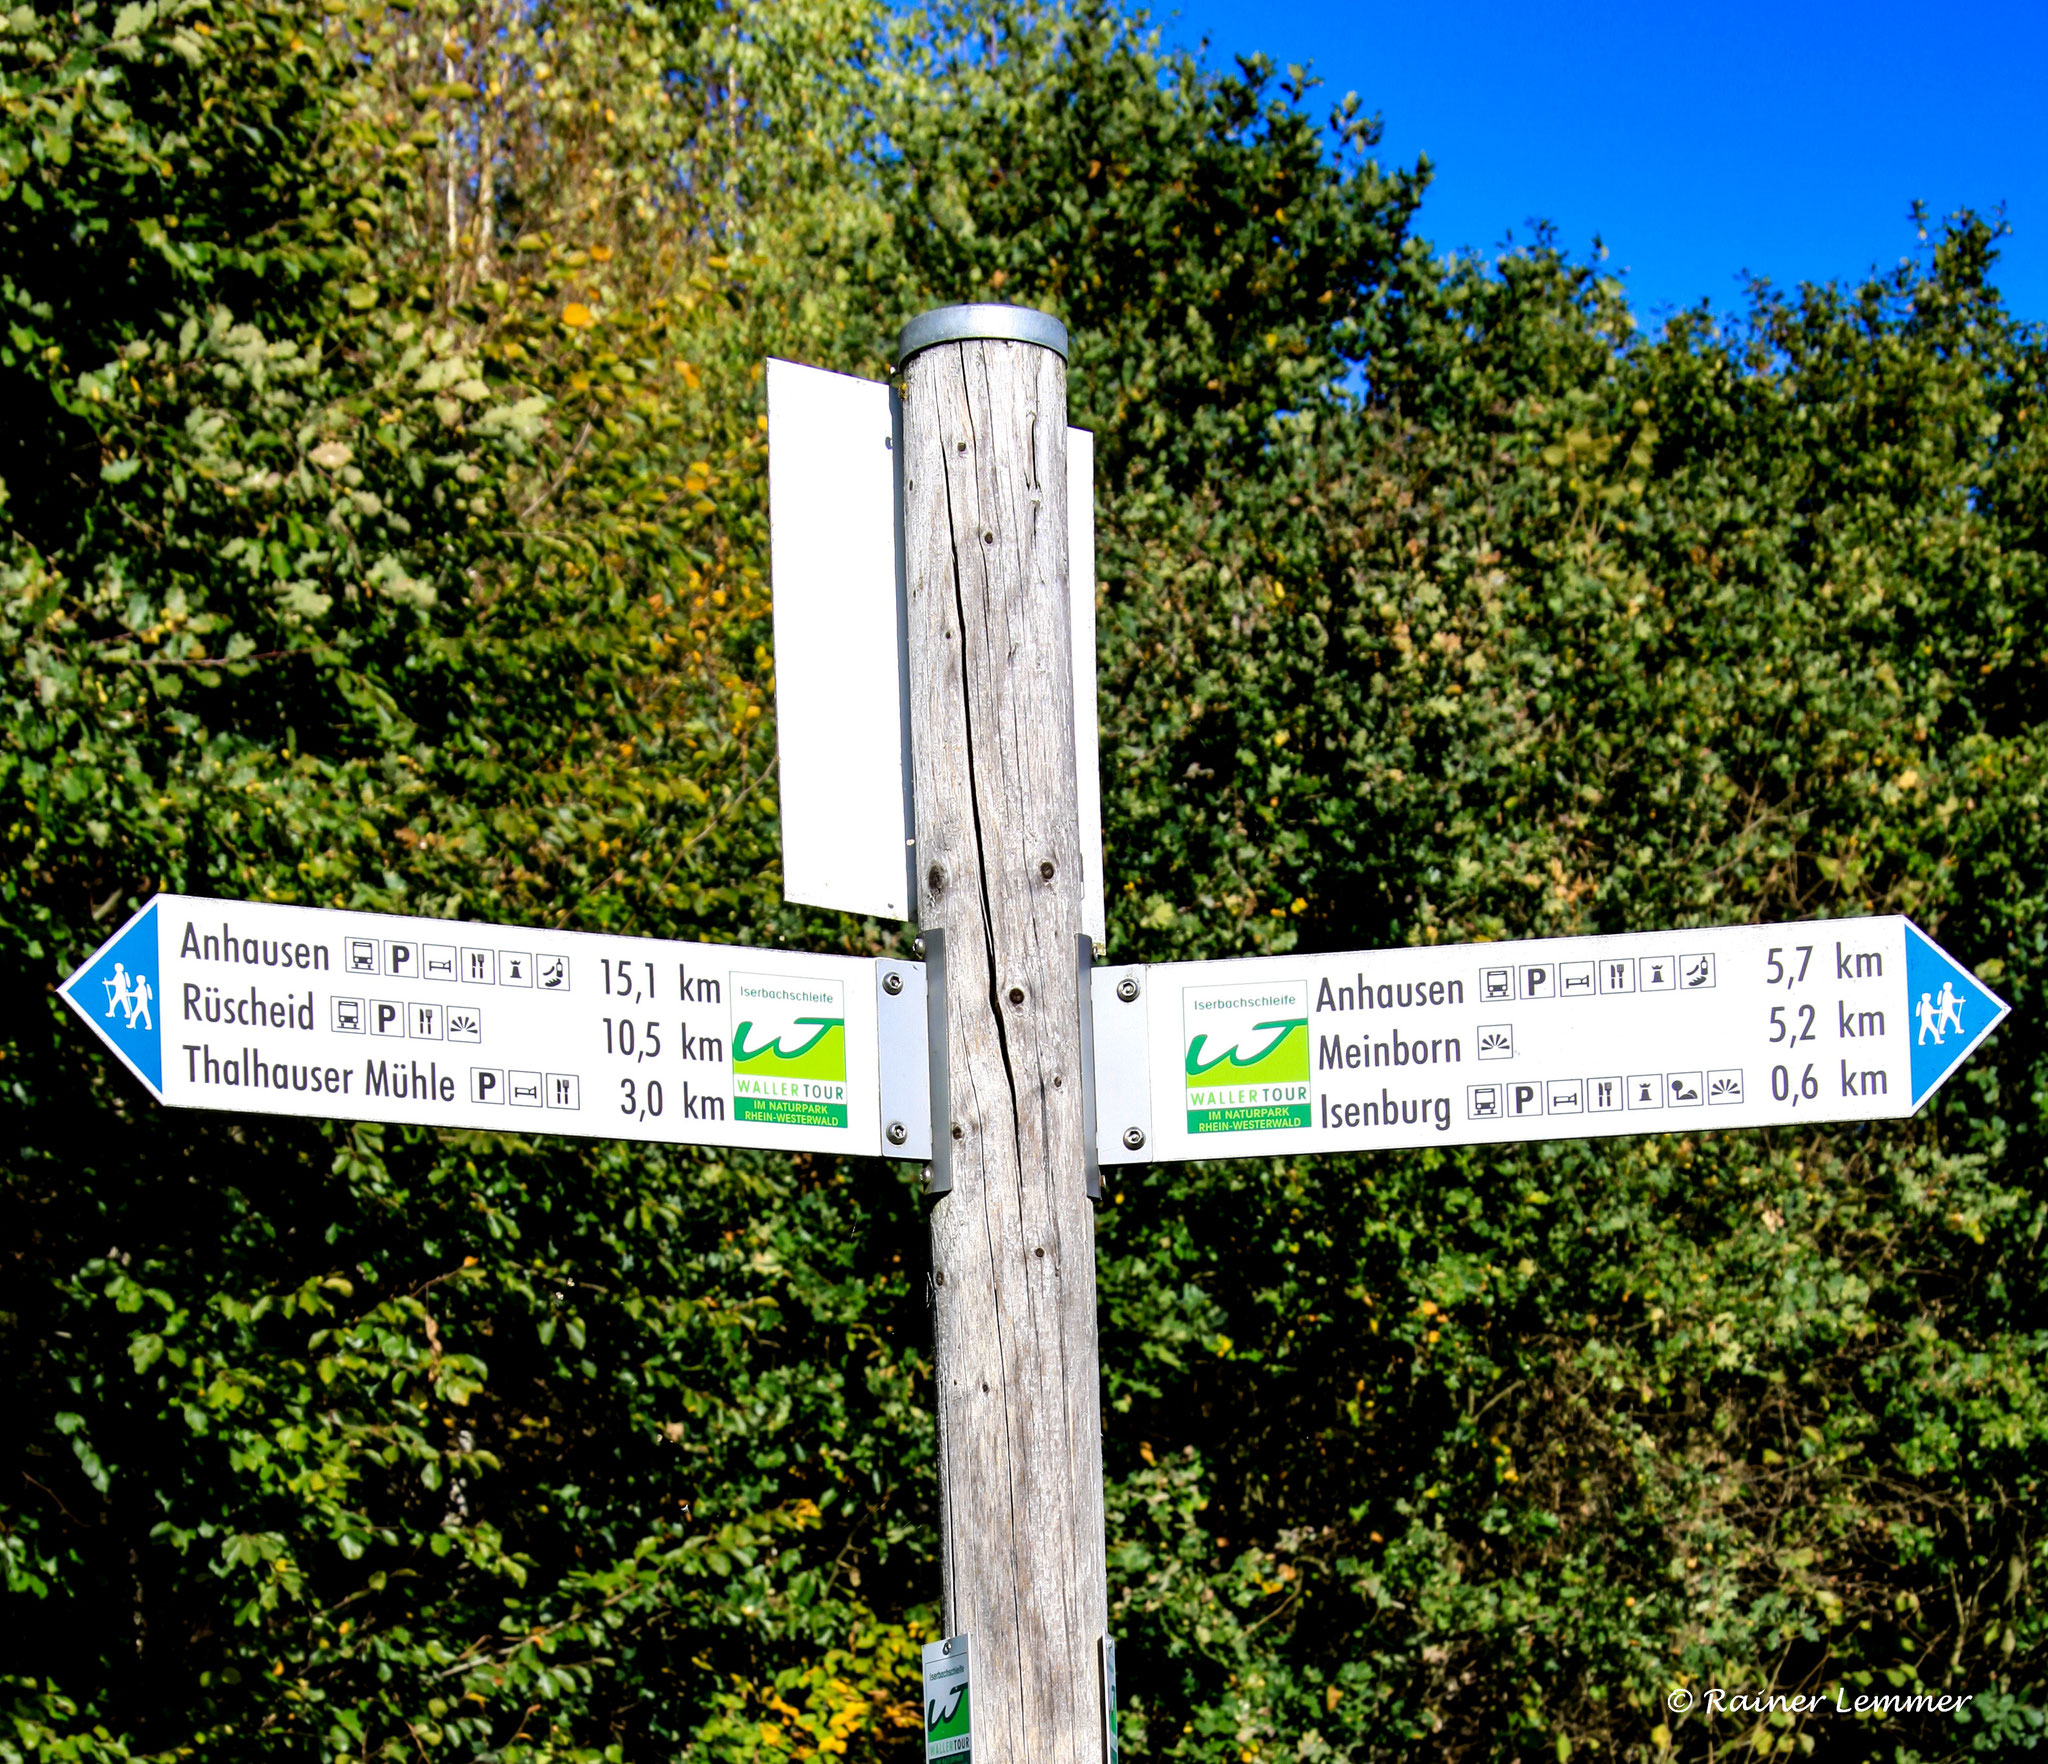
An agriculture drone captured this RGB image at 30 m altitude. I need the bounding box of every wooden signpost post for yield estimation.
[59,301,2014,1764]
[898,307,1109,1764]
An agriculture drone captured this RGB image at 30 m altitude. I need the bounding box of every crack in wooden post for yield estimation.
[938,410,1026,1145]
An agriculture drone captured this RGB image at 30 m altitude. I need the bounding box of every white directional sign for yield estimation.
[1088,916,2008,1165]
[60,895,931,1158]
[60,900,2009,1174]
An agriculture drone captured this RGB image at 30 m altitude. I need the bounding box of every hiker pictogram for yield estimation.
[1917,982,1965,1045]
[102,961,154,1031]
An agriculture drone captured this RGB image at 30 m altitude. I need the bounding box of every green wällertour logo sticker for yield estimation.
[730,973,848,1128]
[1183,979,1311,1133]
[922,1636,971,1762]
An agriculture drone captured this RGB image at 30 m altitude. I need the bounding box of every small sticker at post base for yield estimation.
[1101,1635,1120,1764]
[923,1635,971,1762]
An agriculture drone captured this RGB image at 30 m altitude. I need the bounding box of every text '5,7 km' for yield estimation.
[59,895,933,1159]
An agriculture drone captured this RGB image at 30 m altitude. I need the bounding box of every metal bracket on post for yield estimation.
[875,955,931,1161]
[922,927,952,1196]
[1091,962,1153,1166]
[1078,934,1101,1200]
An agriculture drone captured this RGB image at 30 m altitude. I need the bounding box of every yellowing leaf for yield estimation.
[561,303,596,329]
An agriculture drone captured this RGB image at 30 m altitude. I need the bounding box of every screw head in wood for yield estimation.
[1116,976,1140,1003]
[1122,1126,1146,1151]
[1008,986,1025,1005]
[1039,859,1055,880]
[882,971,904,996]
[886,1121,908,1146]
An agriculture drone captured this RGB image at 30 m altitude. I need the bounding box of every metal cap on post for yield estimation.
[897,303,1069,367]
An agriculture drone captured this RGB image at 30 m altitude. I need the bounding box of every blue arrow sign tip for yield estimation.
[59,899,164,1097]
[1904,921,2010,1108]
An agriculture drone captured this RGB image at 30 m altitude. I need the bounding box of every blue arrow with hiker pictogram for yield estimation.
[1904,921,2009,1109]
[58,899,165,1098]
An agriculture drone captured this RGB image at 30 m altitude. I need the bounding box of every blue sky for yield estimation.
[1147,0,2044,325]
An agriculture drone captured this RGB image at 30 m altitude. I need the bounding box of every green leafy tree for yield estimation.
[1079,218,2048,1759]
[4,1,931,1758]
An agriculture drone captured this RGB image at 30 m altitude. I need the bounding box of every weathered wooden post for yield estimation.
[898,304,1108,1760]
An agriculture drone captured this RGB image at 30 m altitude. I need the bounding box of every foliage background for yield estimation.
[3,1,2044,1760]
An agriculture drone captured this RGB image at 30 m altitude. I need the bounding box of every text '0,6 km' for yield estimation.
[59,894,932,1158]
[1091,916,2009,1165]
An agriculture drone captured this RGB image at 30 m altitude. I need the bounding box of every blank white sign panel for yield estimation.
[1069,427,1106,947]
[767,359,914,920]
[768,358,1106,941]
